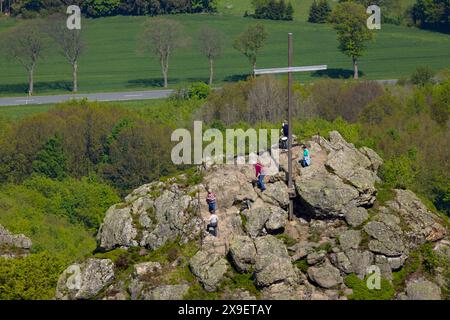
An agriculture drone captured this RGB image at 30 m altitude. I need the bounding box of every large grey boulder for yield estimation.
[403,279,442,300]
[55,259,115,300]
[387,189,446,246]
[0,224,32,249]
[97,205,138,250]
[254,235,298,287]
[307,263,343,289]
[344,207,369,228]
[190,251,228,292]
[261,181,290,209]
[229,236,257,273]
[364,221,406,257]
[296,132,381,218]
[98,188,203,251]
[243,206,287,238]
[261,282,311,300]
[295,170,360,218]
[141,284,190,300]
[339,230,361,251]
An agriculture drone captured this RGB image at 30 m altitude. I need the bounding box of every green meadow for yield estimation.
[0,11,449,96]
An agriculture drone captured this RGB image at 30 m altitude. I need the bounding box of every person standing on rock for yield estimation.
[207,211,219,237]
[206,188,217,213]
[255,160,266,191]
[300,144,311,168]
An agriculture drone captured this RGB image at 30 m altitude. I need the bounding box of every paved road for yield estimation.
[0,79,398,107]
[0,89,174,107]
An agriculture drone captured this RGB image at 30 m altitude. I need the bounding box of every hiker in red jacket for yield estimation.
[206,188,217,213]
[254,161,266,191]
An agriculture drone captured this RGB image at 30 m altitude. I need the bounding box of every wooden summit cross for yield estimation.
[254,33,327,221]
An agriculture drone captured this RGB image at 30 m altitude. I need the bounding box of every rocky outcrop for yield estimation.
[295,132,381,218]
[55,259,115,300]
[307,262,343,289]
[243,206,287,238]
[229,236,256,273]
[141,284,190,300]
[0,224,32,258]
[400,279,442,300]
[254,235,298,287]
[189,251,228,292]
[98,185,203,251]
[55,130,449,301]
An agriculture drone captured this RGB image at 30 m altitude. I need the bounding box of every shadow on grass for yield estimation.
[128,77,211,88]
[223,74,251,82]
[0,81,72,95]
[311,68,365,79]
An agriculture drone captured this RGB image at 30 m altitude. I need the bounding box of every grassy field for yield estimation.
[0,12,449,97]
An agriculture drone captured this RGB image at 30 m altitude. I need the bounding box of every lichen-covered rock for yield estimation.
[344,207,369,228]
[97,205,138,250]
[133,262,162,280]
[307,263,343,289]
[55,259,115,300]
[254,235,298,287]
[387,189,447,246]
[190,251,228,292]
[339,230,361,251]
[306,251,326,265]
[141,284,190,300]
[364,221,406,257]
[261,282,311,300]
[261,181,290,209]
[243,206,287,237]
[402,279,442,300]
[229,236,256,273]
[0,224,32,249]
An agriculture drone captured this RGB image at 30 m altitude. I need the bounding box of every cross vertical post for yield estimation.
[287,33,294,221]
[254,34,327,222]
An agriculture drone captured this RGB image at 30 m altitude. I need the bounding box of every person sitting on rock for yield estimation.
[206,188,217,213]
[207,211,219,237]
[254,160,266,191]
[299,144,311,168]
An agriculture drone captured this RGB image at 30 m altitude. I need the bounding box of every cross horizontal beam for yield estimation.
[254,65,327,75]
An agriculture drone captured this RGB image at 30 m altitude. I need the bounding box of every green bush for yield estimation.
[23,175,120,230]
[0,252,66,300]
[344,273,395,300]
[411,66,435,86]
[188,82,212,100]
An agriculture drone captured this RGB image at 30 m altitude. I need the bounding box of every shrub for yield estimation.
[344,273,395,300]
[188,82,212,99]
[0,252,66,300]
[411,66,435,86]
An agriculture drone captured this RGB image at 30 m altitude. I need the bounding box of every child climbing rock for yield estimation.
[254,160,266,191]
[300,144,311,168]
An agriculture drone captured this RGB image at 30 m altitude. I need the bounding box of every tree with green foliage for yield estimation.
[412,0,450,32]
[309,0,332,23]
[32,134,67,180]
[410,66,435,86]
[252,0,294,20]
[330,2,374,80]
[233,23,268,72]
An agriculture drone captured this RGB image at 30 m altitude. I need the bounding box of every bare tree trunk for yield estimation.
[72,60,78,93]
[28,66,34,96]
[161,56,169,88]
[209,58,214,85]
[353,57,359,80]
